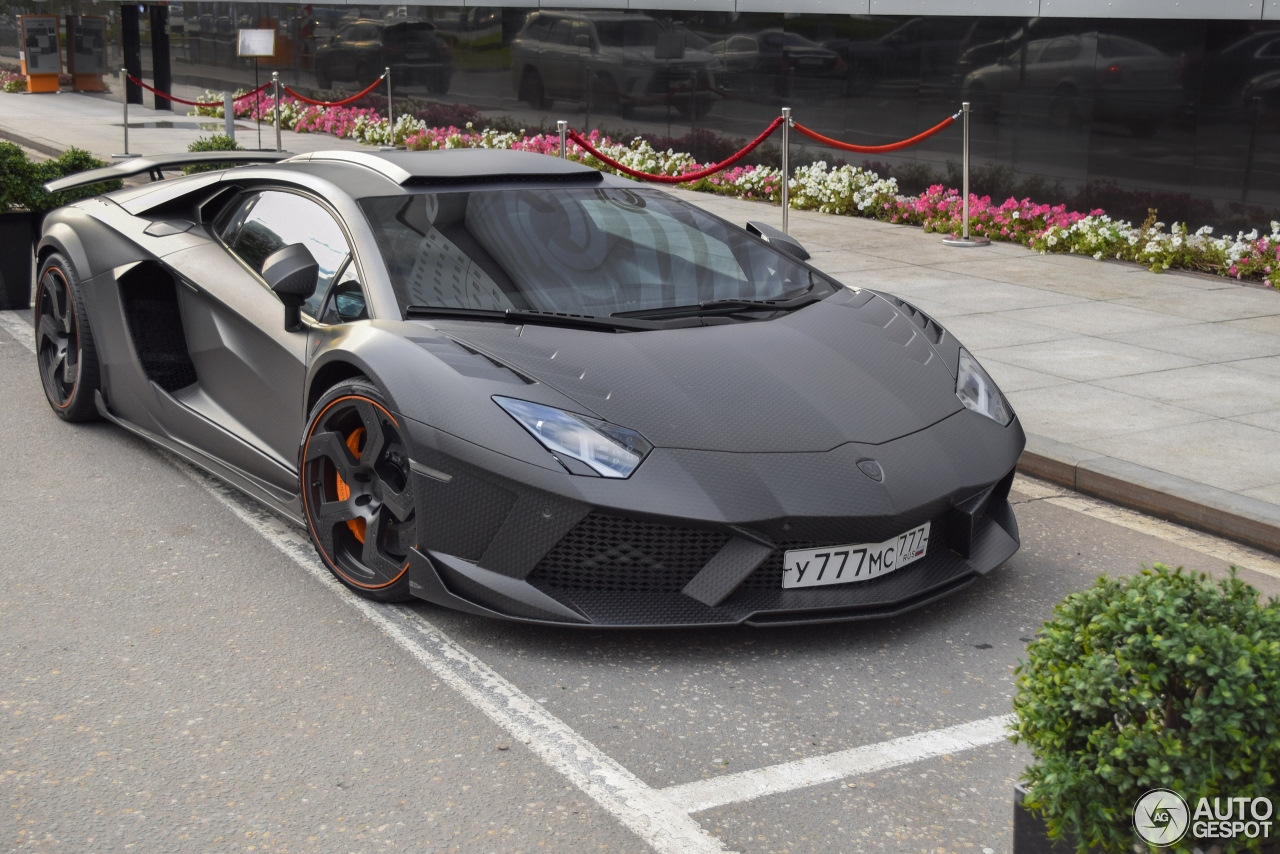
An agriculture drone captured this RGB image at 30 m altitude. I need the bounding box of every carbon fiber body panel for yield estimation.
[36,148,1026,627]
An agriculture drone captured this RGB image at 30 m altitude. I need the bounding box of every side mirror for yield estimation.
[262,242,319,331]
[746,220,811,261]
[573,33,591,49]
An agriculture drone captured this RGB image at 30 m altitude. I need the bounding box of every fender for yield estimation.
[38,205,144,279]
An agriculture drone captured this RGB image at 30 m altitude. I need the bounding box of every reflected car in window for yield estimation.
[510,11,720,119]
[705,29,845,97]
[960,31,1184,134]
[313,18,451,92]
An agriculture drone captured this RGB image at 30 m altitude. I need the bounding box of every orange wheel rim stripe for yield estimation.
[302,394,409,590]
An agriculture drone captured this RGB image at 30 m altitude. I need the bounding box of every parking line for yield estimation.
[0,309,724,853]
[660,714,1014,815]
[174,461,733,854]
[1,309,1013,848]
[0,309,31,346]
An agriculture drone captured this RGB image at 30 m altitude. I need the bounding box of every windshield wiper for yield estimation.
[612,293,822,321]
[404,305,697,332]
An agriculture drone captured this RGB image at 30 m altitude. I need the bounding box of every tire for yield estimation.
[427,67,451,95]
[592,73,635,118]
[520,68,551,110]
[314,64,332,90]
[35,252,100,422]
[675,98,713,120]
[1048,86,1078,130]
[300,379,416,602]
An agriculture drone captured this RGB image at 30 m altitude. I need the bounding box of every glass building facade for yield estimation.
[1,3,1278,232]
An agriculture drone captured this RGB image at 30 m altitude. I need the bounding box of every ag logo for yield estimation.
[1133,788,1190,845]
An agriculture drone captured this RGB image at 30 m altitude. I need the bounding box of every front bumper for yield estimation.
[401,409,1025,627]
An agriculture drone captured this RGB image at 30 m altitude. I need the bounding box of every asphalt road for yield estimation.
[3,305,1279,853]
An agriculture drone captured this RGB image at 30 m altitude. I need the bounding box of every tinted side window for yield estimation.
[549,19,575,46]
[219,191,352,318]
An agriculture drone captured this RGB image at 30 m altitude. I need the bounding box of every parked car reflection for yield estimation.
[706,29,844,97]
[825,16,1009,96]
[313,18,452,93]
[1205,30,1280,106]
[510,11,720,119]
[960,31,1183,135]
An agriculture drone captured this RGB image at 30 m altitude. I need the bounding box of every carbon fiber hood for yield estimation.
[433,289,964,452]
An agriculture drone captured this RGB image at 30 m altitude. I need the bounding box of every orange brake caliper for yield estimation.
[333,427,367,543]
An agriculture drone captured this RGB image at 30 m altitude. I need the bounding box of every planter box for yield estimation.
[1014,784,1278,854]
[0,209,35,310]
[1013,783,1092,854]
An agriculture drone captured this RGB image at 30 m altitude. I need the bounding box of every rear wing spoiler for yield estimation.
[43,151,293,193]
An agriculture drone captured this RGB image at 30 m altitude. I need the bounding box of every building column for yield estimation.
[149,4,171,111]
[120,3,142,105]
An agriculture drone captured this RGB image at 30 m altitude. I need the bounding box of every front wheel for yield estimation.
[35,252,100,422]
[301,379,417,602]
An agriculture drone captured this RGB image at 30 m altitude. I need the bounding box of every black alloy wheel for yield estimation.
[301,379,416,601]
[35,253,100,422]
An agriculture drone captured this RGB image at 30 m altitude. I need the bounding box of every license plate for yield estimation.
[781,522,930,589]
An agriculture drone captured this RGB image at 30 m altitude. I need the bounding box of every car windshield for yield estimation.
[362,188,833,318]
[593,20,662,47]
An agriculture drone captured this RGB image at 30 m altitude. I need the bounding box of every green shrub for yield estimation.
[184,133,243,174]
[0,140,35,209]
[1012,564,1280,852]
[28,147,120,212]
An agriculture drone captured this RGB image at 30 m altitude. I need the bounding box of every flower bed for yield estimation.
[193,91,1280,289]
[1,69,24,94]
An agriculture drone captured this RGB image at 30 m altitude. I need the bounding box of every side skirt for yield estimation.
[95,390,305,526]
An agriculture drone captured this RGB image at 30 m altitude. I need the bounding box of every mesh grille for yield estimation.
[529,513,729,593]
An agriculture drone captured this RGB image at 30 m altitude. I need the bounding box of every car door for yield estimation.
[542,16,583,98]
[167,189,354,489]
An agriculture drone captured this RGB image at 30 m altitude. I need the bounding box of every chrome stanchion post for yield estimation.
[223,91,234,142]
[385,67,393,144]
[115,67,130,158]
[557,120,567,159]
[943,102,989,248]
[781,106,791,235]
[272,71,282,152]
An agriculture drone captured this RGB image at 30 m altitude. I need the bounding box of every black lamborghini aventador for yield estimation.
[35,148,1025,626]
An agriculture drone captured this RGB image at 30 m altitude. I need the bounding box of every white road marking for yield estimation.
[0,309,32,347]
[11,306,1268,842]
[661,714,1014,814]
[1013,474,1280,581]
[171,461,732,854]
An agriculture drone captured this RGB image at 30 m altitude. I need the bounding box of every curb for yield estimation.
[5,115,1279,559]
[0,124,63,159]
[1018,433,1280,557]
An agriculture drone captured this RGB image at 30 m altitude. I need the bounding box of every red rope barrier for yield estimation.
[282,74,386,107]
[568,116,784,184]
[791,114,958,154]
[127,75,271,108]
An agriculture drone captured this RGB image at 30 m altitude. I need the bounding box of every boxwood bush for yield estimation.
[1012,564,1280,853]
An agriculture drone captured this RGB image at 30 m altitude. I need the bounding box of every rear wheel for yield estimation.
[35,252,100,422]
[520,68,552,110]
[301,379,416,602]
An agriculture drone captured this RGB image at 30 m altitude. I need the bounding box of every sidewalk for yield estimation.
[4,89,1280,555]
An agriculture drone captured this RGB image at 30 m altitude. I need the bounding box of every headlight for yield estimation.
[956,348,1013,426]
[495,397,653,478]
